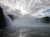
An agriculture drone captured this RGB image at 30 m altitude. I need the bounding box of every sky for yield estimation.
[0,0,50,27]
[0,0,50,18]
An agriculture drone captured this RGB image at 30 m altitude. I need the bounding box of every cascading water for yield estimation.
[4,13,12,28]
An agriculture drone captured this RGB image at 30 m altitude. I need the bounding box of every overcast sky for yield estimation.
[0,0,50,27]
[0,0,50,18]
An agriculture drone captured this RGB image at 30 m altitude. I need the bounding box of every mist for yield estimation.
[11,14,50,28]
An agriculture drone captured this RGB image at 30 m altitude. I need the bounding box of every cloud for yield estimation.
[31,7,50,18]
[0,3,22,18]
[0,0,50,18]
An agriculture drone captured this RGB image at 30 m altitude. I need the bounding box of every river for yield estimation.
[0,24,50,37]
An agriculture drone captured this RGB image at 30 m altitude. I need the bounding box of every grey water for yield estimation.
[0,24,50,37]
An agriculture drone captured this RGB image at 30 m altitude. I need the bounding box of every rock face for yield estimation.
[0,7,6,29]
[41,17,50,23]
[36,17,50,23]
[8,14,15,21]
[0,7,12,29]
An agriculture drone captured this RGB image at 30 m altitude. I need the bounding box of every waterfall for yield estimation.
[3,13,12,28]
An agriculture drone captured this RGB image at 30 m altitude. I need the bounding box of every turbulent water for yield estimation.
[0,24,50,37]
